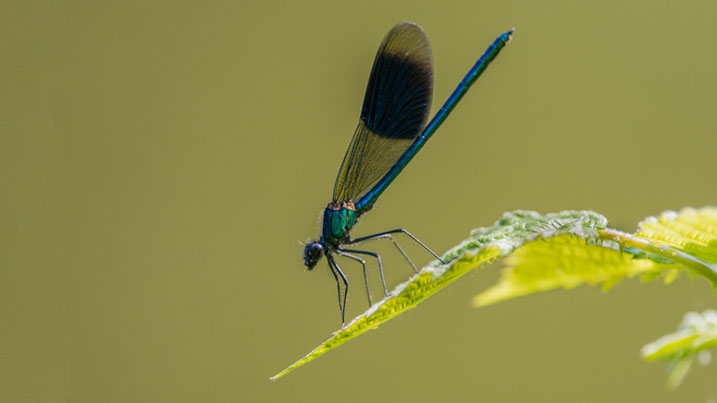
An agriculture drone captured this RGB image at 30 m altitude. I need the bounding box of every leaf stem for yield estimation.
[598,228,717,285]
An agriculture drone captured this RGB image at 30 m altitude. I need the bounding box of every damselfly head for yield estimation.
[303,242,324,270]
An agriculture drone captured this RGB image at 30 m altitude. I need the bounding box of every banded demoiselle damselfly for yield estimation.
[303,22,513,326]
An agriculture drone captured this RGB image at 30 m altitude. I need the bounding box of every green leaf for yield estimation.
[472,233,673,307]
[641,310,717,389]
[475,207,717,308]
[634,207,717,283]
[271,208,717,380]
[271,210,610,380]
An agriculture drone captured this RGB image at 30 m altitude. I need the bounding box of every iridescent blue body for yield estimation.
[304,22,513,326]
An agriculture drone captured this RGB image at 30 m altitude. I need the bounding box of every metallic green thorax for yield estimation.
[321,201,357,246]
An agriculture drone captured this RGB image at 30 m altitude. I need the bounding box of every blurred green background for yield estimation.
[2,1,715,402]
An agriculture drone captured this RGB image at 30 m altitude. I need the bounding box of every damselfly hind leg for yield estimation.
[349,228,446,269]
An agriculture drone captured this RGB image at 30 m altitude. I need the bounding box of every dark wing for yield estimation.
[332,22,433,203]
